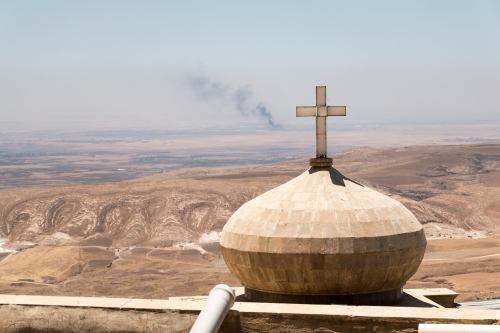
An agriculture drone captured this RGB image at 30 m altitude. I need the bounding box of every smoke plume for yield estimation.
[185,73,281,128]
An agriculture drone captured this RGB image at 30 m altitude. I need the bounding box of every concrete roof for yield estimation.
[0,289,497,322]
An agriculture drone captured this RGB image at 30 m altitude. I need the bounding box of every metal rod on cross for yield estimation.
[296,86,346,167]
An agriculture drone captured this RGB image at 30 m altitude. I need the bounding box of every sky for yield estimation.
[0,1,499,131]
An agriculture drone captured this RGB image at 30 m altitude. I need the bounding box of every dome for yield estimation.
[220,167,426,303]
[221,86,427,304]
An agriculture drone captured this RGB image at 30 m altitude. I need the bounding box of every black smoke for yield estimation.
[185,73,281,129]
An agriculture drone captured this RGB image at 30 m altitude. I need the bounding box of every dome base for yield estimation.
[309,157,332,167]
[244,287,403,305]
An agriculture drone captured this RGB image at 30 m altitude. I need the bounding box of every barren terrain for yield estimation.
[0,143,499,302]
[2,124,499,188]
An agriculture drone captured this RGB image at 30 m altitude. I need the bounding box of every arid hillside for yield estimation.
[0,143,499,301]
[2,143,500,245]
[334,144,500,238]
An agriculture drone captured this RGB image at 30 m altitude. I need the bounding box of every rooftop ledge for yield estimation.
[0,288,498,333]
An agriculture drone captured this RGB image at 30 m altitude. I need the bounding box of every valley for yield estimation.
[0,143,500,302]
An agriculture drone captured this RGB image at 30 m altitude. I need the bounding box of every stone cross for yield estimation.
[296,86,346,161]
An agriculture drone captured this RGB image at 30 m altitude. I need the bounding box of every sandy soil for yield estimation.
[0,143,499,301]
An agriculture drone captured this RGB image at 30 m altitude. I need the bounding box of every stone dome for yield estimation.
[220,166,426,303]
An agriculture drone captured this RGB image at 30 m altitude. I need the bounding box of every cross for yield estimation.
[296,86,346,161]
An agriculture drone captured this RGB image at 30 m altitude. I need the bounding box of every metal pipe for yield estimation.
[419,324,500,333]
[189,284,235,333]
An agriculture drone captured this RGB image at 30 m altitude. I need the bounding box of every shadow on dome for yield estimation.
[308,166,365,187]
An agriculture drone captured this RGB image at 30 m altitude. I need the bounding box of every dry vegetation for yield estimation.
[0,143,499,302]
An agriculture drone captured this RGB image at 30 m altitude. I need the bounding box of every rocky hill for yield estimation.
[2,143,500,248]
[0,143,499,301]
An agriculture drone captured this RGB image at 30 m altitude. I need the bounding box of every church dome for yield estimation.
[220,86,426,304]
[220,167,426,302]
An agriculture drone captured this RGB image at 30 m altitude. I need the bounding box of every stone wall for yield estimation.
[0,304,498,333]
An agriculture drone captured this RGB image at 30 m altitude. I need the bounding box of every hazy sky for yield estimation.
[1,1,499,131]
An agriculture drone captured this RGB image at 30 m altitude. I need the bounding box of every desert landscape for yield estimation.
[2,3,499,331]
[0,141,499,302]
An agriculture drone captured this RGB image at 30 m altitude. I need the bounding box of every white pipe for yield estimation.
[419,324,500,333]
[189,284,235,333]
